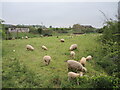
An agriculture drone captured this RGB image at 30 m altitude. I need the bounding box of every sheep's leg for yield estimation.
[68,77,70,81]
[77,80,79,85]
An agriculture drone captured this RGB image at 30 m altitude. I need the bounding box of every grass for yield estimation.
[2,33,108,88]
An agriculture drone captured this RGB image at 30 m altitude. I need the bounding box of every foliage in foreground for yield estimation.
[97,21,120,78]
[2,57,120,88]
[2,58,42,88]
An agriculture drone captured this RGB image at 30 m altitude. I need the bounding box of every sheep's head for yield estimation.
[86,55,92,61]
[82,67,87,73]
[79,72,83,76]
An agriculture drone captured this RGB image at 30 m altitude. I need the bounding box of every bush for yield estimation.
[37,28,43,34]
[99,20,120,78]
[91,76,120,88]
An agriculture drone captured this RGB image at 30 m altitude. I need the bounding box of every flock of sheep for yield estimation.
[25,38,92,82]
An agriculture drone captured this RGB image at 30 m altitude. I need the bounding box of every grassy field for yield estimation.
[2,34,109,88]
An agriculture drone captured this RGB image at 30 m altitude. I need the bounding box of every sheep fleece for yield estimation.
[67,60,83,71]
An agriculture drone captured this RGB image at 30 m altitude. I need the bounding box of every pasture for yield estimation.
[2,34,108,88]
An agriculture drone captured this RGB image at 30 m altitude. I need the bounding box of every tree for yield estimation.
[37,28,43,34]
[72,24,83,33]
[0,19,5,24]
[49,26,52,28]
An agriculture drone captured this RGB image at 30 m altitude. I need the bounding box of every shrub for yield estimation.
[98,20,120,78]
[91,76,120,88]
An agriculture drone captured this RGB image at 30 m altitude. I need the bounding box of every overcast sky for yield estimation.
[1,1,118,28]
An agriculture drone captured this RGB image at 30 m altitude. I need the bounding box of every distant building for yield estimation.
[8,28,29,32]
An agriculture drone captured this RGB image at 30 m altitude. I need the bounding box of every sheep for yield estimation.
[21,37,24,39]
[43,56,51,65]
[13,50,15,52]
[86,55,92,61]
[12,37,15,40]
[68,72,84,85]
[25,36,28,39]
[68,72,83,80]
[26,44,34,51]
[80,57,87,67]
[60,39,65,42]
[70,51,75,58]
[69,44,77,51]
[41,45,48,50]
[67,60,86,72]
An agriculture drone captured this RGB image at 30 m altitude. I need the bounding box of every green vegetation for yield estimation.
[1,16,119,88]
[2,33,119,88]
[1,23,96,40]
[97,21,120,78]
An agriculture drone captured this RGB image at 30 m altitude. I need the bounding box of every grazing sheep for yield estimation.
[41,45,48,50]
[13,50,15,52]
[68,72,84,85]
[26,44,34,51]
[60,39,65,42]
[86,55,92,61]
[70,44,77,51]
[67,60,86,72]
[43,56,51,65]
[70,51,75,58]
[12,37,15,40]
[80,57,86,67]
[25,36,28,39]
[68,72,83,80]
[21,37,24,39]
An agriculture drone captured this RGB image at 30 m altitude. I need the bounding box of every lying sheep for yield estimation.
[86,55,92,61]
[26,44,34,51]
[70,44,77,51]
[25,36,28,39]
[60,39,65,42]
[80,57,86,67]
[70,51,75,58]
[41,45,48,50]
[67,60,87,72]
[68,72,83,80]
[43,56,51,65]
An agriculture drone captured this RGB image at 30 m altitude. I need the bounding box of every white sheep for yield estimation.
[80,57,87,67]
[68,72,83,80]
[43,56,51,65]
[12,37,15,40]
[67,60,86,72]
[25,36,28,39]
[60,39,65,42]
[13,50,15,52]
[41,45,48,50]
[86,55,92,61]
[68,72,84,85]
[21,37,24,39]
[70,44,77,51]
[70,51,75,58]
[26,44,34,51]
